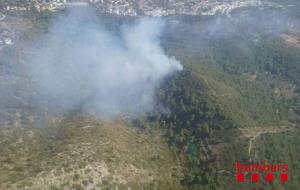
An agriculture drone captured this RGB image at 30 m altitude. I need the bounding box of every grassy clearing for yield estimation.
[0,115,183,190]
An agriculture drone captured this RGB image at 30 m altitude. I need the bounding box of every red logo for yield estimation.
[235,162,288,183]
[280,173,288,183]
[265,173,274,183]
[251,173,260,183]
[236,173,245,183]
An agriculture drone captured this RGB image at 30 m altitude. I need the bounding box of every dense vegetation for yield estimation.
[152,70,239,189]
[154,12,300,189]
[149,65,299,189]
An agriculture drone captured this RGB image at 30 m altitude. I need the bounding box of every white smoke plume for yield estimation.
[26,7,182,119]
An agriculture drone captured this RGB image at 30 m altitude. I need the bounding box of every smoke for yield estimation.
[26,7,182,119]
[167,9,296,43]
[203,10,293,41]
[163,7,300,63]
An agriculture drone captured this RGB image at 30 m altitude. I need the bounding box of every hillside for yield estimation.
[0,116,183,189]
[0,2,300,190]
